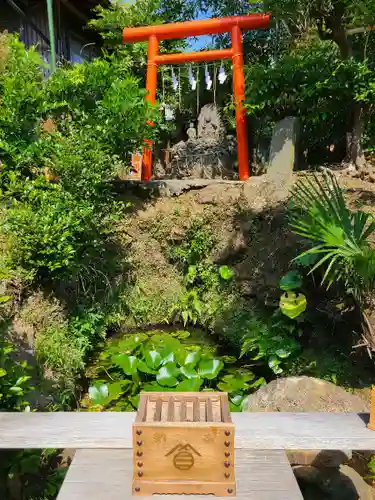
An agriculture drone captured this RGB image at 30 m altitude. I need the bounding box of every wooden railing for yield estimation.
[0,412,374,499]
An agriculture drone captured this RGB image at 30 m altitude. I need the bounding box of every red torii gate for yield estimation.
[123,14,271,181]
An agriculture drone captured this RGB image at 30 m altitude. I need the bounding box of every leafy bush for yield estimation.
[167,220,234,326]
[290,170,375,299]
[6,449,67,500]
[36,310,109,393]
[0,339,31,411]
[167,219,216,270]
[0,301,65,500]
[168,264,234,326]
[240,310,301,375]
[217,297,301,376]
[0,33,156,285]
[245,37,374,164]
[83,331,264,412]
[0,33,160,390]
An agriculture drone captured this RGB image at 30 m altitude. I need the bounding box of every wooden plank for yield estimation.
[58,449,303,500]
[0,412,374,450]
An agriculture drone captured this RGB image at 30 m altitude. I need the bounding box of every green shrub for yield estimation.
[245,35,375,165]
[0,33,156,286]
[166,220,234,326]
[216,299,301,376]
[0,339,31,411]
[36,310,108,393]
[0,300,65,500]
[167,219,216,271]
[83,331,264,412]
[290,170,375,299]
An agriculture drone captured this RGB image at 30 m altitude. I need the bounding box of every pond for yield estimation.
[81,327,265,412]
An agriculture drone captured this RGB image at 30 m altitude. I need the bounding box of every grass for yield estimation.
[36,323,86,392]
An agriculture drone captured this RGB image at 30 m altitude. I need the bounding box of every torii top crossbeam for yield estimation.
[123,14,271,181]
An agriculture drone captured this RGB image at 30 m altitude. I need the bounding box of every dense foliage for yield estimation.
[200,0,375,165]
[84,330,264,412]
[290,170,375,354]
[0,32,159,391]
[0,34,155,283]
[291,170,375,298]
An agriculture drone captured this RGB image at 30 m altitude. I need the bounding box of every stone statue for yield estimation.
[197,104,225,141]
[186,122,197,141]
[156,104,236,180]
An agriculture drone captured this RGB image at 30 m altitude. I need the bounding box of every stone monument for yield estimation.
[197,104,225,141]
[158,105,237,180]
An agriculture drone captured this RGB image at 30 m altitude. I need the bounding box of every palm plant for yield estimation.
[290,170,375,353]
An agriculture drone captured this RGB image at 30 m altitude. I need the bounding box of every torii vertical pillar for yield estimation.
[123,14,271,181]
[231,25,247,180]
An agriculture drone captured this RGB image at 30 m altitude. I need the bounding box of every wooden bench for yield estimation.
[0,412,373,499]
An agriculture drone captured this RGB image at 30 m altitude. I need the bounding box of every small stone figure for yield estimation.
[186,122,197,141]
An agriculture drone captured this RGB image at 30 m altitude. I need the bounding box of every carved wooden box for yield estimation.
[132,392,236,496]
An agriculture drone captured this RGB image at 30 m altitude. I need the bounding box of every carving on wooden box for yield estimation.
[132,392,236,496]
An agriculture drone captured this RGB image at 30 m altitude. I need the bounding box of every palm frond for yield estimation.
[290,170,375,296]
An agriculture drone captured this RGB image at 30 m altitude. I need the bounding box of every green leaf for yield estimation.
[89,384,109,405]
[16,376,30,385]
[182,310,189,326]
[180,365,199,379]
[174,330,191,339]
[142,381,176,392]
[219,265,233,280]
[229,393,244,406]
[279,271,302,291]
[106,381,129,404]
[112,354,138,375]
[9,387,23,394]
[220,356,237,364]
[275,349,291,359]
[249,376,265,389]
[0,368,7,377]
[128,394,140,409]
[112,334,148,354]
[137,359,157,374]
[176,378,203,391]
[0,295,11,304]
[176,349,201,367]
[217,372,254,392]
[268,357,280,369]
[197,359,224,380]
[294,253,319,267]
[161,352,175,365]
[156,363,179,387]
[144,350,162,370]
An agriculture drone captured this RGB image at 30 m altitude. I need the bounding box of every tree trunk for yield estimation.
[358,291,375,356]
[320,19,367,169]
[345,102,366,168]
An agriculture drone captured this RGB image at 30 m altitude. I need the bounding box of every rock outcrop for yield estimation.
[245,377,372,498]
[245,376,369,413]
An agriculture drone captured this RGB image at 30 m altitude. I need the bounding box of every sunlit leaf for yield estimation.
[112,354,138,375]
[137,359,157,374]
[156,363,179,387]
[144,350,162,370]
[180,365,199,379]
[198,359,224,380]
[219,265,233,280]
[89,384,108,404]
[176,378,203,391]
